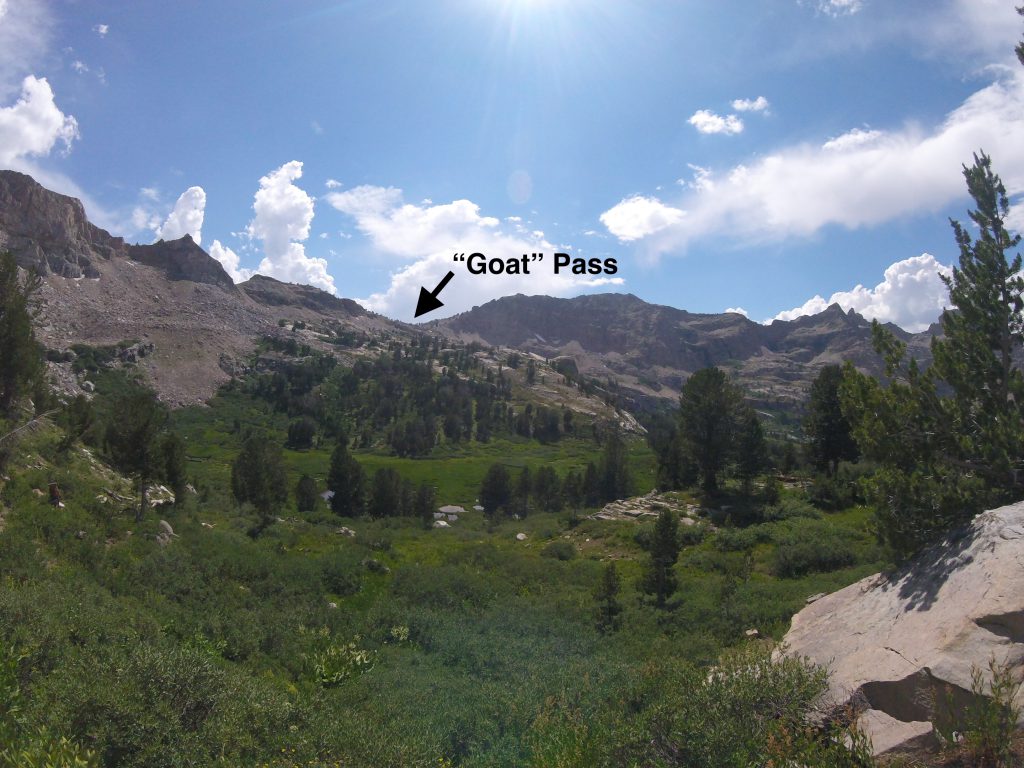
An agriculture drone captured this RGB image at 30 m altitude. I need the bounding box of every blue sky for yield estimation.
[1,0,1022,328]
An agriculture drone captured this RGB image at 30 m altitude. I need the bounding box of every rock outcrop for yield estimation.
[129,235,236,289]
[0,169,127,277]
[782,501,1024,755]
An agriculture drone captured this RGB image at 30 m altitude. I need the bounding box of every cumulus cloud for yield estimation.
[93,23,108,36]
[603,71,1024,257]
[328,185,623,320]
[773,253,952,332]
[732,96,770,113]
[155,186,206,244]
[246,161,337,294]
[599,196,685,242]
[0,75,78,164]
[725,307,750,317]
[688,109,743,135]
[209,240,253,284]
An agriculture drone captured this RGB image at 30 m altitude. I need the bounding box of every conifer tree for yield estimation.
[594,562,622,633]
[734,407,769,494]
[327,438,365,517]
[841,153,1024,555]
[0,252,41,416]
[804,365,859,476]
[231,432,288,531]
[105,383,169,521]
[641,508,680,609]
[678,367,743,493]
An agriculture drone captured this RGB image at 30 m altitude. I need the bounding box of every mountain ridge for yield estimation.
[1,169,937,412]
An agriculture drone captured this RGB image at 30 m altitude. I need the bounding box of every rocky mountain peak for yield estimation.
[128,234,236,289]
[0,169,127,277]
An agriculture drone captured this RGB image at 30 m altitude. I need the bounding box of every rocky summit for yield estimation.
[783,501,1024,755]
[434,292,935,413]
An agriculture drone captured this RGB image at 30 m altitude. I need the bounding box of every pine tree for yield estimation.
[932,153,1024,489]
[327,439,365,517]
[296,474,319,512]
[105,383,168,522]
[641,508,680,609]
[0,252,42,416]
[841,153,1024,555]
[414,483,436,529]
[479,462,512,518]
[231,432,288,530]
[599,429,632,503]
[734,407,769,494]
[160,432,188,505]
[594,562,622,633]
[678,367,743,493]
[804,365,859,476]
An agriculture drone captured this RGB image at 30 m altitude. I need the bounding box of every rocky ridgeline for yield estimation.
[591,491,701,524]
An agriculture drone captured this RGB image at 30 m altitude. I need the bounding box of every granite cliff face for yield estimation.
[0,170,126,278]
[435,293,935,411]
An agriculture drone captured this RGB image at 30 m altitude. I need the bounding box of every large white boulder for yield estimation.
[783,501,1024,755]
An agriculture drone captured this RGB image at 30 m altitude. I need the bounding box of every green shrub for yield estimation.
[773,521,856,577]
[541,540,577,561]
[762,496,820,522]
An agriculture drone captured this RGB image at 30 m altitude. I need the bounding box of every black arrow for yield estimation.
[414,270,455,318]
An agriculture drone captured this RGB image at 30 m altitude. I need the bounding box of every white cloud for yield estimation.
[731,96,770,113]
[247,161,337,294]
[325,178,342,189]
[599,195,685,242]
[812,0,863,17]
[71,60,88,74]
[603,71,1024,256]
[772,253,951,332]
[821,127,882,151]
[724,307,749,317]
[155,186,206,244]
[93,23,108,36]
[688,109,743,135]
[328,185,623,320]
[209,239,253,284]
[0,76,78,164]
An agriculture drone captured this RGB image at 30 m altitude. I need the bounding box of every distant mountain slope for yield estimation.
[0,169,939,416]
[0,171,401,405]
[435,293,935,411]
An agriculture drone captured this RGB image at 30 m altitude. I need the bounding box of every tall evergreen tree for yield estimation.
[0,252,41,416]
[105,383,168,521]
[593,562,623,633]
[678,367,743,493]
[599,429,632,503]
[479,462,512,518]
[734,407,769,494]
[641,508,680,609]
[414,483,436,529]
[932,153,1024,489]
[841,153,1024,555]
[327,439,365,517]
[231,432,288,530]
[295,474,319,512]
[160,432,188,506]
[804,365,859,476]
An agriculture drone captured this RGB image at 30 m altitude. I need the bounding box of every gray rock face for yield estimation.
[0,169,126,277]
[782,501,1024,755]
[435,293,936,413]
[129,235,235,289]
